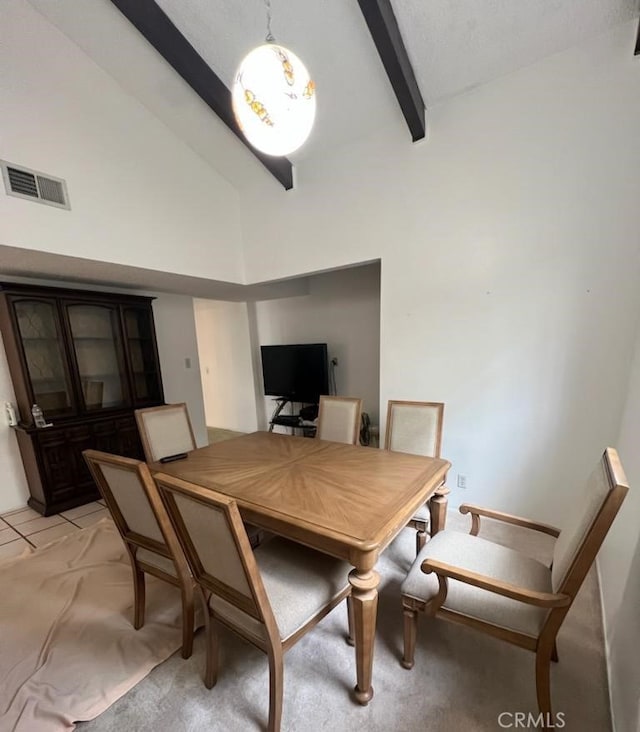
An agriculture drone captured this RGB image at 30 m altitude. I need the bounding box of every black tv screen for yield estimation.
[260,343,328,403]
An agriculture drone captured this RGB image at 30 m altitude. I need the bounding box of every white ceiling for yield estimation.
[151,0,638,159]
[14,0,640,296]
[396,0,638,105]
[27,0,639,166]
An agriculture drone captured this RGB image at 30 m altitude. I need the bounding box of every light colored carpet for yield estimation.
[76,512,611,732]
[0,519,185,732]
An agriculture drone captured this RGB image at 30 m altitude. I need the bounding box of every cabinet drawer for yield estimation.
[92,419,119,454]
[115,416,144,459]
[67,427,94,486]
[39,433,76,501]
[36,425,93,501]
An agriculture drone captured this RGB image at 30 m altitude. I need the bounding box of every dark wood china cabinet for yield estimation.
[0,283,164,515]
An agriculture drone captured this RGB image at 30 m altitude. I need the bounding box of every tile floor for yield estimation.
[0,501,112,560]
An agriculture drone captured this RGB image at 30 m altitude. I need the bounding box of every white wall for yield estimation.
[193,299,258,433]
[0,331,30,511]
[151,295,207,448]
[252,264,381,431]
[0,0,243,283]
[600,325,640,732]
[0,0,237,512]
[239,21,640,523]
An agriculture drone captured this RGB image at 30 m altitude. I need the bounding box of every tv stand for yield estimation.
[268,398,317,436]
[268,398,289,431]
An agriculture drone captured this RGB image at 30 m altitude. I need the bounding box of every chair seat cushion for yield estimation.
[401,530,551,636]
[410,504,429,523]
[209,537,351,643]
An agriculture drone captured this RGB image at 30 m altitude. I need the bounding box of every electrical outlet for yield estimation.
[184,357,191,369]
[457,474,467,489]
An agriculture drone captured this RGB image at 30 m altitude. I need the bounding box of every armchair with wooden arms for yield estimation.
[400,447,629,722]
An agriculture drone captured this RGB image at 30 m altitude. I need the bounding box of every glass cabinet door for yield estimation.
[67,304,129,411]
[123,307,163,405]
[14,298,75,417]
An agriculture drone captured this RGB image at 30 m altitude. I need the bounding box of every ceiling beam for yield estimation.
[357,0,426,141]
[109,0,293,190]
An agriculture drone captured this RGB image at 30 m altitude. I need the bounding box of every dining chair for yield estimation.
[385,400,446,553]
[400,447,629,720]
[135,403,197,463]
[315,395,363,445]
[135,404,264,548]
[154,472,352,732]
[83,449,197,659]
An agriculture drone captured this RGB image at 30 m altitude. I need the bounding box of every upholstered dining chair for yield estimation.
[316,395,363,445]
[154,472,352,732]
[83,449,197,659]
[136,404,263,548]
[385,400,445,553]
[401,447,629,721]
[135,403,196,463]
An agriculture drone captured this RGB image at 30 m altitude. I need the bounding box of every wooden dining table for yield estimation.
[151,430,450,705]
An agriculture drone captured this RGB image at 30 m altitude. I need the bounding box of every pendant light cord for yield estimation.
[265,0,275,42]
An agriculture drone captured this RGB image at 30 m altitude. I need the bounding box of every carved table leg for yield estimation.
[348,567,380,705]
[429,485,450,536]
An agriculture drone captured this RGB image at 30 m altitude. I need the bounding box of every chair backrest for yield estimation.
[551,447,629,594]
[135,403,196,462]
[316,395,363,445]
[384,400,444,458]
[83,449,191,579]
[154,473,280,643]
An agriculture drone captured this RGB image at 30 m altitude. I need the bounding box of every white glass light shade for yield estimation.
[231,43,316,157]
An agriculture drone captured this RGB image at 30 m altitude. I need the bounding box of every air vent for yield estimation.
[1,160,70,210]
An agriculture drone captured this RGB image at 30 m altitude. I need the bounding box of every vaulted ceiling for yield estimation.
[23,0,640,191]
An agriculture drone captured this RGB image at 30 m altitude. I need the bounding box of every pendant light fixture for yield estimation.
[231,0,316,158]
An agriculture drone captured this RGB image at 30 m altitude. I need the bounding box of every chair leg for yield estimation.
[535,645,553,718]
[204,610,219,689]
[132,565,146,630]
[415,522,428,555]
[401,605,418,669]
[551,641,559,663]
[180,582,195,659]
[267,647,284,732]
[346,595,355,646]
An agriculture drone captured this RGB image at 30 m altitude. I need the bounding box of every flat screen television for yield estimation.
[260,343,329,403]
